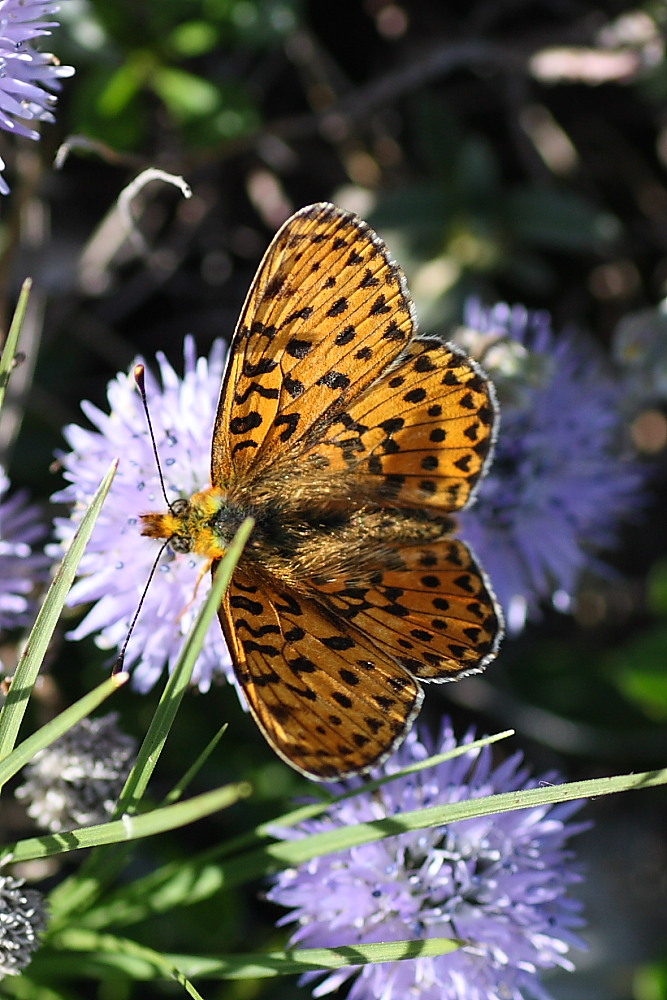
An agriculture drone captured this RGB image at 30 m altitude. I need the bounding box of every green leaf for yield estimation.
[163,723,229,806]
[612,627,667,718]
[508,187,622,251]
[216,766,667,890]
[0,974,67,1000]
[68,760,667,930]
[43,929,207,997]
[166,21,220,57]
[633,957,667,1000]
[219,729,516,859]
[97,52,155,116]
[67,733,515,929]
[151,67,220,119]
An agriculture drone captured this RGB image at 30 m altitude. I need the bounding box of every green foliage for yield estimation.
[64,0,301,150]
[604,560,667,719]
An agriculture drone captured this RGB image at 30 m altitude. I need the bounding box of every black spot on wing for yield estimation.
[327,297,349,317]
[232,440,258,455]
[283,306,314,326]
[404,387,427,404]
[335,325,356,346]
[234,382,279,403]
[275,413,300,441]
[284,375,305,398]
[243,358,278,377]
[383,320,405,340]
[230,412,262,435]
[318,370,351,391]
[370,295,391,316]
[285,338,313,359]
[229,594,264,615]
[359,269,380,288]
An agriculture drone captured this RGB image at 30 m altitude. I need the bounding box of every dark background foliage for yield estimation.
[1,1,667,998]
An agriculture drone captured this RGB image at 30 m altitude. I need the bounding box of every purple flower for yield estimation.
[457,301,647,632]
[268,720,588,1000]
[51,337,234,693]
[0,0,74,193]
[0,468,49,630]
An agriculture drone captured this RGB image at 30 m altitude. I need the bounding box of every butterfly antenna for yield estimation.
[113,538,170,674]
[134,363,172,510]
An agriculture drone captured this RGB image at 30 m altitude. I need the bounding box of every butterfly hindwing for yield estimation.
[219,566,423,780]
[310,536,502,681]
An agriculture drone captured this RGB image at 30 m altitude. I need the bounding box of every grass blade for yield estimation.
[4,782,251,865]
[0,673,129,791]
[116,516,254,813]
[0,460,118,760]
[0,278,32,412]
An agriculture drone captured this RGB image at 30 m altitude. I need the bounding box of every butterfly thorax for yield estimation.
[140,487,249,559]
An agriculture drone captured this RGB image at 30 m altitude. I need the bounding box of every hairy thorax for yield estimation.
[140,483,456,590]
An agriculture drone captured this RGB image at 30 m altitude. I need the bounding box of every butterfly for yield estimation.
[141,202,503,781]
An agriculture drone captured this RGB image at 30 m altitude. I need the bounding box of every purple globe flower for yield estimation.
[268,720,589,1000]
[0,468,49,630]
[51,337,234,693]
[457,301,646,632]
[0,0,74,194]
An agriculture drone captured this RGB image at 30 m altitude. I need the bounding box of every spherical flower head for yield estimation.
[15,712,136,831]
[0,467,49,630]
[268,721,589,1000]
[0,875,48,979]
[51,337,234,693]
[0,0,75,193]
[456,301,647,631]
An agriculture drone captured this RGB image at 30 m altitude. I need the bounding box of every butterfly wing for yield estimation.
[219,567,422,781]
[310,535,502,681]
[212,202,417,487]
[306,337,498,512]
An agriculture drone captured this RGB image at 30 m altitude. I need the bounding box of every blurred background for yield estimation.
[1,1,667,998]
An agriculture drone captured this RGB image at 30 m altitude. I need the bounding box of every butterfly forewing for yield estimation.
[212,203,417,486]
[308,337,497,511]
[219,568,423,780]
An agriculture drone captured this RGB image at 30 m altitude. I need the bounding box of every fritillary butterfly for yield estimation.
[141,203,503,781]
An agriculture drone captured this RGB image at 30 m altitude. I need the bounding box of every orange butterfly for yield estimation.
[141,203,503,781]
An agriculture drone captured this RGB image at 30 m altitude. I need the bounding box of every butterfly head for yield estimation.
[140,487,237,560]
